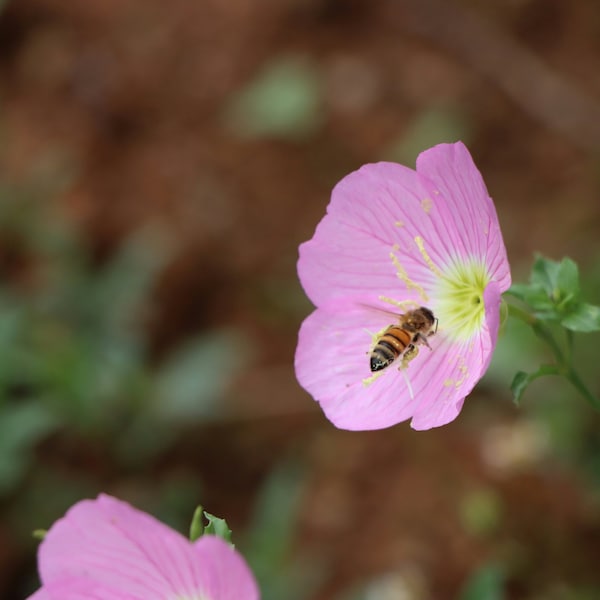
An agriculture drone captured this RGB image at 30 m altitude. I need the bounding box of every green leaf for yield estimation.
[561,302,600,332]
[0,402,60,495]
[530,256,581,310]
[93,226,172,337]
[510,365,560,405]
[459,562,505,600]
[504,284,530,302]
[530,255,561,296]
[225,56,323,140]
[188,505,233,544]
[153,330,250,422]
[385,105,472,164]
[510,371,530,405]
[203,511,233,544]
[507,283,558,321]
[556,257,580,298]
[510,257,588,325]
[526,294,558,320]
[244,461,312,600]
[189,505,204,542]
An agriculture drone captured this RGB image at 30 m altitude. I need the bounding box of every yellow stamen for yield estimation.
[378,296,420,312]
[414,236,444,279]
[390,246,429,302]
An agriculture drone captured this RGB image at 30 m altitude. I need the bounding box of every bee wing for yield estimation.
[355,300,419,322]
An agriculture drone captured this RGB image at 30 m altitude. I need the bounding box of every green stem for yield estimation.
[565,328,574,366]
[566,367,600,412]
[531,322,566,365]
[506,302,536,326]
[507,301,566,364]
[506,299,600,411]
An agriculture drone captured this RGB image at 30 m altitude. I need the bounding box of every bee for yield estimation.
[369,306,437,372]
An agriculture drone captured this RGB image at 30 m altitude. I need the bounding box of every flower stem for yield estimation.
[506,302,535,326]
[531,322,565,365]
[506,302,566,363]
[565,328,574,366]
[506,299,600,411]
[565,367,600,412]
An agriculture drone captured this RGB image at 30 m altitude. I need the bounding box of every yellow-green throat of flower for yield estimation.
[434,256,490,342]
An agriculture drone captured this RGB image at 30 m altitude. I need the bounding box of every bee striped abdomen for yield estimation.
[370,326,412,372]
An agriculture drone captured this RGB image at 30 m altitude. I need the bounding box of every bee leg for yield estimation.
[399,345,419,370]
[401,368,414,400]
[413,333,432,349]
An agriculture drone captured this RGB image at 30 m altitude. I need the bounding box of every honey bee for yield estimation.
[369,306,437,372]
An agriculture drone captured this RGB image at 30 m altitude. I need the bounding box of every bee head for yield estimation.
[419,307,435,326]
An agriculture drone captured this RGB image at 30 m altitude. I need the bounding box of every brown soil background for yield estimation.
[1,0,600,598]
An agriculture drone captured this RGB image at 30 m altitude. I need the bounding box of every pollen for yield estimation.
[362,370,384,387]
[421,198,433,213]
[414,236,444,279]
[389,247,429,302]
[434,256,490,342]
[378,296,420,312]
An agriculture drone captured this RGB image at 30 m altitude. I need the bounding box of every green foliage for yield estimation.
[0,176,250,496]
[505,256,600,408]
[508,256,600,332]
[188,506,233,544]
[203,511,233,544]
[510,365,560,406]
[189,505,205,542]
[459,488,503,537]
[0,402,58,495]
[459,562,506,600]
[244,460,320,600]
[385,105,472,164]
[152,331,249,422]
[225,56,323,140]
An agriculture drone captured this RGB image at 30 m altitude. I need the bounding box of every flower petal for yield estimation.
[296,281,504,430]
[295,142,511,430]
[295,298,456,429]
[295,298,400,406]
[191,535,260,600]
[39,495,207,599]
[298,143,510,314]
[416,142,511,290]
[38,537,259,600]
[38,578,140,600]
[410,281,503,430]
[298,162,439,307]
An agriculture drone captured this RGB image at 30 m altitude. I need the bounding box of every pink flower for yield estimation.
[27,494,259,600]
[295,142,511,430]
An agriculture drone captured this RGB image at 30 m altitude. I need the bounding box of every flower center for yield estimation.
[433,256,490,342]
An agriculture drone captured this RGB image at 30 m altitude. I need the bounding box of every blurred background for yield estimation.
[1,0,600,598]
